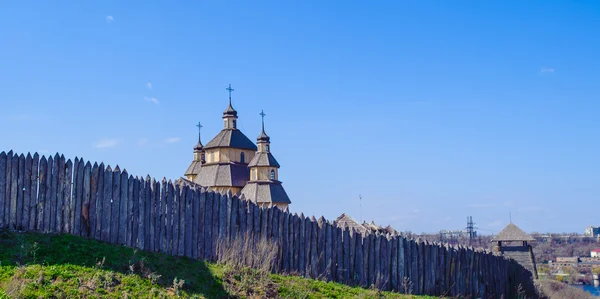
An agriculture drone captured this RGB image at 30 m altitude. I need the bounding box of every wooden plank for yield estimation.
[282,211,290,273]
[172,183,180,255]
[336,225,344,283]
[348,228,355,284]
[177,185,187,256]
[297,213,306,276]
[9,153,19,230]
[71,158,80,234]
[127,175,135,247]
[148,177,156,251]
[28,153,39,231]
[238,196,246,239]
[43,155,53,233]
[0,152,6,229]
[290,213,298,273]
[47,154,58,232]
[22,153,31,231]
[317,217,325,277]
[153,179,161,251]
[212,192,221,259]
[390,236,398,291]
[184,186,193,257]
[118,170,128,245]
[225,192,232,240]
[230,195,239,241]
[362,232,370,286]
[4,151,13,229]
[310,217,318,278]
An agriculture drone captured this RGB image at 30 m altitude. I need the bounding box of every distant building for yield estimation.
[585,226,600,237]
[335,213,399,236]
[492,222,538,279]
[592,249,600,258]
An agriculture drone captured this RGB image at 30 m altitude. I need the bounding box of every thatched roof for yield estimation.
[491,223,535,242]
[335,214,367,235]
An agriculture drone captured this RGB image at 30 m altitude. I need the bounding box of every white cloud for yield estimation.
[146,82,152,90]
[94,138,119,148]
[106,15,114,23]
[164,137,181,144]
[144,97,159,105]
[540,67,555,73]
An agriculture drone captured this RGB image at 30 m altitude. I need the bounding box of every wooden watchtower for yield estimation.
[491,222,538,279]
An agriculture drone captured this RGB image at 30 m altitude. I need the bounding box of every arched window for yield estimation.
[266,144,270,152]
[270,169,275,180]
[233,119,237,128]
[240,152,245,163]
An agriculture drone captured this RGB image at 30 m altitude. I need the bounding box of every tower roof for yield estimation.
[204,129,257,150]
[240,181,291,204]
[223,84,238,117]
[491,223,535,242]
[248,152,280,167]
[257,109,270,142]
[193,163,250,188]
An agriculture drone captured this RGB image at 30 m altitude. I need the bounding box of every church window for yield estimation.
[224,119,227,127]
[270,169,275,180]
[240,152,245,163]
[266,145,270,152]
[233,119,237,128]
[201,154,205,161]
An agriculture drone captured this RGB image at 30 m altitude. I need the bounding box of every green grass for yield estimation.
[0,230,435,298]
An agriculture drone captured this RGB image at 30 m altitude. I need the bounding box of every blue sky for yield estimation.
[1,1,599,235]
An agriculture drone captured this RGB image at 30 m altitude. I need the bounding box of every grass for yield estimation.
[0,230,437,298]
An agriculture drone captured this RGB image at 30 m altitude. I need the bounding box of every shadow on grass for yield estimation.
[0,230,229,298]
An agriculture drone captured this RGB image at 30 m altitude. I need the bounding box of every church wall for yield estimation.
[255,166,278,180]
[204,148,255,164]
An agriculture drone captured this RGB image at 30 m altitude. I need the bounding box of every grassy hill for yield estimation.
[0,230,435,298]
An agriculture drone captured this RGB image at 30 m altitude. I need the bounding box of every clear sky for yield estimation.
[1,1,599,235]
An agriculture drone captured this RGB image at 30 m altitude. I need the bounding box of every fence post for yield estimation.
[29,153,39,231]
[82,162,91,237]
[0,151,6,229]
[22,153,32,231]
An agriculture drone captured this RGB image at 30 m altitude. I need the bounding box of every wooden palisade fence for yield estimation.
[0,151,535,298]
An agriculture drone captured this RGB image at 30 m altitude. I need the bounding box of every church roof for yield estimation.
[185,160,202,176]
[193,163,250,188]
[336,214,368,234]
[223,102,238,116]
[248,152,280,167]
[491,223,535,242]
[240,181,291,204]
[204,129,257,150]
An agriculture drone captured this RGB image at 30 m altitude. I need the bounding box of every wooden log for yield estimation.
[109,166,121,244]
[390,236,398,291]
[184,187,193,258]
[191,186,198,259]
[317,217,326,277]
[54,155,64,233]
[49,154,59,232]
[298,213,306,276]
[0,151,6,229]
[324,220,332,280]
[71,158,80,234]
[15,154,24,230]
[136,176,144,249]
[128,175,136,247]
[61,159,72,234]
[21,153,31,231]
[10,153,20,230]
[101,166,112,242]
[197,188,206,259]
[355,232,364,286]
[348,228,355,284]
[231,195,239,241]
[159,178,167,253]
[37,156,48,232]
[373,233,381,287]
[118,170,128,245]
[252,201,260,239]
[171,183,179,254]
[73,159,84,236]
[165,181,173,255]
[2,151,11,229]
[310,217,318,278]
[93,163,103,240]
[81,161,93,237]
[281,210,289,273]
[226,192,232,240]
[397,237,405,290]
[212,192,221,260]
[219,192,227,240]
[238,196,246,239]
[28,153,39,231]
[204,191,213,259]
[43,155,53,233]
[153,179,161,251]
[362,232,370,286]
[260,205,268,239]
[148,177,157,251]
[178,185,187,256]
[335,225,344,283]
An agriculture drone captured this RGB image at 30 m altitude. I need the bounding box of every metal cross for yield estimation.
[260,110,266,129]
[196,121,203,142]
[226,84,234,98]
